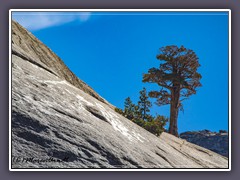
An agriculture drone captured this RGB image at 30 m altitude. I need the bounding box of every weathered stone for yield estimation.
[11,20,228,169]
[180,130,229,157]
[12,20,113,108]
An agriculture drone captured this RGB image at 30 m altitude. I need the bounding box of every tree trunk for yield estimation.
[169,87,180,137]
[143,106,146,120]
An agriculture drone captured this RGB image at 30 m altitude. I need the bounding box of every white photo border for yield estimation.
[9,9,231,171]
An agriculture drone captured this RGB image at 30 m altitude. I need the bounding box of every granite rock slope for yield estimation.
[12,20,112,108]
[11,21,228,169]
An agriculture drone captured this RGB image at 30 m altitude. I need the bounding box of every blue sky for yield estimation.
[12,11,229,133]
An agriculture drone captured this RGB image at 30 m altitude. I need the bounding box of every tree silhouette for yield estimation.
[138,87,152,121]
[123,97,135,120]
[143,45,202,137]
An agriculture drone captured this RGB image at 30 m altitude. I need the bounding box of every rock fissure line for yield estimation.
[12,50,58,77]
[50,107,84,123]
[169,144,210,168]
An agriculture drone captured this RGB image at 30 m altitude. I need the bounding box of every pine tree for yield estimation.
[138,87,152,121]
[143,45,202,137]
[115,92,168,137]
[123,97,135,120]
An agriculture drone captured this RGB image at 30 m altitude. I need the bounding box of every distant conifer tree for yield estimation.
[123,97,135,120]
[138,87,152,121]
[115,91,168,137]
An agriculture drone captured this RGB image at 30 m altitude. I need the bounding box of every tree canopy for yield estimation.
[115,88,168,136]
[143,45,202,136]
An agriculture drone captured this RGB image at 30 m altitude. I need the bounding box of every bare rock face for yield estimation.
[11,21,228,169]
[12,21,113,108]
[180,130,229,157]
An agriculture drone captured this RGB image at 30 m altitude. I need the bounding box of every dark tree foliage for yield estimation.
[143,45,202,137]
[138,87,152,121]
[133,104,141,120]
[115,107,124,115]
[123,97,135,120]
[115,89,168,136]
[133,118,146,127]
[144,115,168,136]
